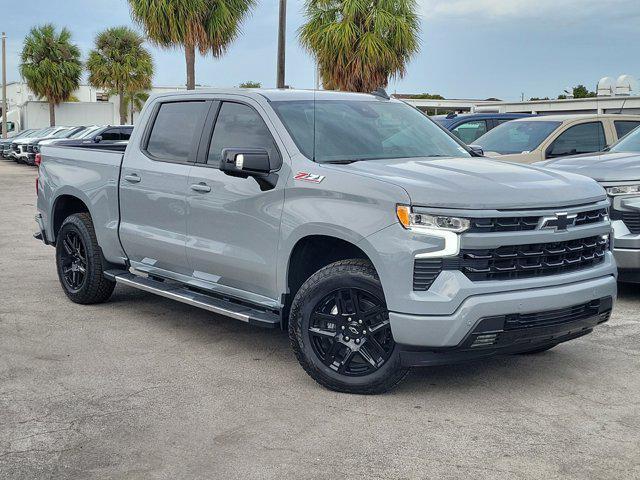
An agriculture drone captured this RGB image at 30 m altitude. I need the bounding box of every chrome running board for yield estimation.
[106,271,280,329]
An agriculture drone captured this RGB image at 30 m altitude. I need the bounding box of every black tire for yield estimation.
[55,212,115,304]
[515,344,557,355]
[289,259,409,394]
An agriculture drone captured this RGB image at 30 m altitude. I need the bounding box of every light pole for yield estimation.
[276,0,286,89]
[2,32,7,139]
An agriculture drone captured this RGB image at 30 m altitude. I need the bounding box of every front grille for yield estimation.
[468,208,607,232]
[413,235,608,289]
[451,235,608,281]
[611,209,640,234]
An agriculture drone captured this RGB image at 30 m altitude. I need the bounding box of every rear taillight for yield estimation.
[35,153,42,166]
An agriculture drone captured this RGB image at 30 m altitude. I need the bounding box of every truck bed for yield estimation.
[37,145,127,264]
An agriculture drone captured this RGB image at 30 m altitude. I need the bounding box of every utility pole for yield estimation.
[276,0,287,89]
[2,32,7,140]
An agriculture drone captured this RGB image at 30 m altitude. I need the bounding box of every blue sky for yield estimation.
[3,0,640,101]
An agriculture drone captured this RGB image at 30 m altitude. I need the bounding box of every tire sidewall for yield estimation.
[291,263,405,391]
[55,215,99,301]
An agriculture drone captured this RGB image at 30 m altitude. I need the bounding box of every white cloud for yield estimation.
[418,0,638,20]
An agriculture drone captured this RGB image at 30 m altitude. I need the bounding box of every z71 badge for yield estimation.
[294,172,326,184]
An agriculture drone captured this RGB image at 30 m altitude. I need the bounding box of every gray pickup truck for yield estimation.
[536,125,640,283]
[35,89,616,394]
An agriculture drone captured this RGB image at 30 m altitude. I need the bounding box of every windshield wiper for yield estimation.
[321,159,362,164]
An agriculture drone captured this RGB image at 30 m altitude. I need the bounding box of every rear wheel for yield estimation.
[289,259,408,394]
[55,213,115,304]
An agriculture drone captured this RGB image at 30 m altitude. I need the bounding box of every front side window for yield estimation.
[146,101,208,163]
[451,120,487,144]
[614,121,640,140]
[272,100,469,162]
[547,122,606,158]
[120,127,133,141]
[610,124,640,153]
[207,102,279,166]
[475,121,562,154]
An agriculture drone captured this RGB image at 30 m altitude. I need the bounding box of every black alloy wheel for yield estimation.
[59,230,88,292]
[309,287,395,376]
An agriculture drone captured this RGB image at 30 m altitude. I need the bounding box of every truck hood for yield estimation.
[483,151,538,164]
[535,152,640,183]
[326,157,606,209]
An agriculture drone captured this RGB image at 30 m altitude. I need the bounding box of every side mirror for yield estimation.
[94,135,103,143]
[219,148,278,191]
[220,148,271,177]
[469,145,484,156]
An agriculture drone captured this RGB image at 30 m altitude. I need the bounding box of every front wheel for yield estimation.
[289,259,409,394]
[55,213,115,304]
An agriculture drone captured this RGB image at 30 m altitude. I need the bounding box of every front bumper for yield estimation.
[398,296,612,367]
[611,218,640,281]
[389,274,616,347]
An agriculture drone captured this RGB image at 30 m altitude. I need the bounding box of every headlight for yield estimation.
[396,205,470,233]
[606,185,640,196]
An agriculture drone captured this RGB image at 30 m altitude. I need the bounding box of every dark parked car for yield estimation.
[52,125,134,152]
[433,113,536,144]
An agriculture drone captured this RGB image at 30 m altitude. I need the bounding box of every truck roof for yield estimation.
[152,88,395,103]
[510,113,640,122]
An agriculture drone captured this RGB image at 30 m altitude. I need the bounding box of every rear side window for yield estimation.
[614,121,640,139]
[207,102,279,166]
[547,122,606,158]
[101,128,121,141]
[146,101,208,163]
[451,120,487,144]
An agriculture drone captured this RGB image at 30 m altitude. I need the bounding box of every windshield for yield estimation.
[51,128,74,138]
[610,125,640,153]
[272,100,469,162]
[475,120,561,154]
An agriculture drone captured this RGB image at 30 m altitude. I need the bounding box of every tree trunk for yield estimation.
[49,102,55,126]
[118,88,127,125]
[130,94,134,124]
[185,44,196,90]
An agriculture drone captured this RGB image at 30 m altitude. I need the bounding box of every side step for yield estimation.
[106,271,280,329]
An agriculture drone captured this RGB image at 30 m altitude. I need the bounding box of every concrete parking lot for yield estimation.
[0,157,639,480]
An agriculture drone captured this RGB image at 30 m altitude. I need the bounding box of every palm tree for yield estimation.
[19,25,82,126]
[299,0,420,92]
[128,0,256,90]
[87,27,154,125]
[123,90,150,124]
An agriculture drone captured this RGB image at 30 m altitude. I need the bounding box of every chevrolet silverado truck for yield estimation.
[536,124,640,283]
[35,89,616,394]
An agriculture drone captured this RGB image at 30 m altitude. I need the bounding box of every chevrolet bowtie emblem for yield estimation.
[538,212,577,231]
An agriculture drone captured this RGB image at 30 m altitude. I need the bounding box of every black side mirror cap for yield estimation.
[219,148,278,191]
[220,148,271,177]
[469,145,484,156]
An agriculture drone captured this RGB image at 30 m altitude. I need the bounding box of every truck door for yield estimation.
[185,100,287,303]
[119,99,211,276]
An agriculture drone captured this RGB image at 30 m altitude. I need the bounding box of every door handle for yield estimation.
[190,183,211,193]
[124,174,141,183]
